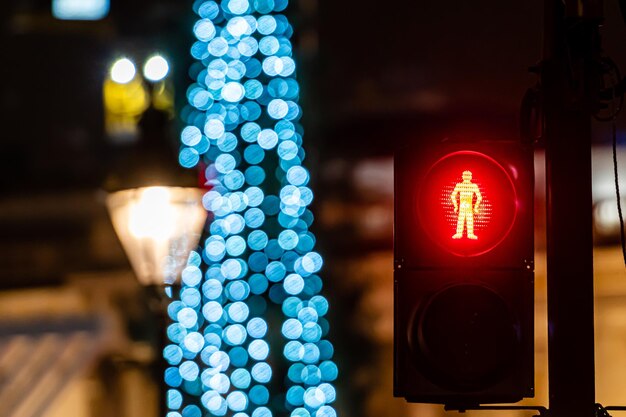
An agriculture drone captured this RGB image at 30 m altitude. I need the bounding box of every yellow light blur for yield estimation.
[450,170,482,240]
[103,77,149,117]
[103,76,149,139]
[151,80,175,115]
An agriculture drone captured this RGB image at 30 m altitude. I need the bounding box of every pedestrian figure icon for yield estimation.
[450,170,482,240]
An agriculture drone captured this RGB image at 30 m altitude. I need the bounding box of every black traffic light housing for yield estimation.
[394,136,534,406]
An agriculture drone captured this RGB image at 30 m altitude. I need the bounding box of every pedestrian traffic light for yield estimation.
[394,136,534,406]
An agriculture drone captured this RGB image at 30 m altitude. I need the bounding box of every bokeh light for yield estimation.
[144,55,170,82]
[52,0,110,20]
[170,1,337,414]
[110,58,136,84]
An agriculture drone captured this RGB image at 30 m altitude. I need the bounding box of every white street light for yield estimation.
[106,186,207,287]
[143,55,170,82]
[110,58,137,84]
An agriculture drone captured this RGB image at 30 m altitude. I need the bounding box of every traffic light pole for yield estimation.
[542,1,600,417]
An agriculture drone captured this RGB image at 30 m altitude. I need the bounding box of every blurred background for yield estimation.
[1,1,626,417]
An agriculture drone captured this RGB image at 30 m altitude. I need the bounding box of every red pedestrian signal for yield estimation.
[418,151,519,257]
[394,137,534,406]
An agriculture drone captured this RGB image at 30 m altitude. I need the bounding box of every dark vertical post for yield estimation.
[542,1,600,417]
[145,284,172,417]
[156,308,168,417]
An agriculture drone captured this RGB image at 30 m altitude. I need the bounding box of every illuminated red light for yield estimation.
[450,170,483,240]
[418,151,517,257]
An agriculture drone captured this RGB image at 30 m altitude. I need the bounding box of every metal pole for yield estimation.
[145,284,172,417]
[542,1,600,417]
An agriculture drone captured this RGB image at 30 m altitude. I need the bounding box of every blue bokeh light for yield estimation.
[257,15,277,34]
[227,280,251,301]
[257,129,279,150]
[230,346,250,367]
[166,367,183,387]
[193,19,217,42]
[198,2,219,19]
[251,362,272,383]
[249,385,270,405]
[291,408,310,417]
[178,307,199,328]
[248,339,270,360]
[301,364,322,385]
[209,373,231,393]
[252,407,272,417]
[247,317,268,338]
[317,406,337,417]
[303,387,325,409]
[168,389,183,409]
[281,318,303,339]
[226,301,250,322]
[52,0,109,20]
[164,345,184,365]
[228,0,250,15]
[173,1,337,413]
[209,351,231,372]
[227,391,249,412]
[224,324,248,345]
[231,368,252,389]
[184,332,205,353]
[179,361,200,381]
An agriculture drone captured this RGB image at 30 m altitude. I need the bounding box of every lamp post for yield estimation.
[104,55,207,417]
[106,186,207,417]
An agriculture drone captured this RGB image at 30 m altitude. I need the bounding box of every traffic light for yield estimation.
[394,135,534,406]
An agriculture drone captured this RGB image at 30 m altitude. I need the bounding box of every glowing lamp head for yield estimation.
[462,170,472,182]
[128,187,175,240]
[144,55,170,82]
[110,58,136,84]
[106,186,207,286]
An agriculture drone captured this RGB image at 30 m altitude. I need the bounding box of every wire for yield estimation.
[594,58,624,122]
[612,121,626,266]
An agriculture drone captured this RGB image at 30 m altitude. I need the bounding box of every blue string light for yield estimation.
[168,1,338,416]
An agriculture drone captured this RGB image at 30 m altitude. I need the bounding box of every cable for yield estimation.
[596,56,626,265]
[594,58,623,122]
[612,121,626,266]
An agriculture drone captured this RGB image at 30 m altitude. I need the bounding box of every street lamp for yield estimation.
[106,187,206,417]
[106,186,206,289]
[104,54,207,417]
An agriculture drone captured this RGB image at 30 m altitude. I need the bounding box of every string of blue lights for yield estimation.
[165,1,338,416]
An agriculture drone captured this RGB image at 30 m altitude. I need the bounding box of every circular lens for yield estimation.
[411,284,520,391]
